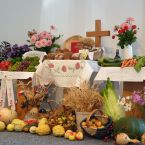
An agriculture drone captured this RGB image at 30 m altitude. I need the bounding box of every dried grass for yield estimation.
[63,81,103,112]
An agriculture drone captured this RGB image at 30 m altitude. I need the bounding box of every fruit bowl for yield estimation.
[80,109,113,139]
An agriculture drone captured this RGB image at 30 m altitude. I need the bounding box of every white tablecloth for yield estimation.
[34,60,99,87]
[94,67,145,82]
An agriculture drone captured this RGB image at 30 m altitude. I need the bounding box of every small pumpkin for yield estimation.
[115,116,145,138]
[0,108,17,125]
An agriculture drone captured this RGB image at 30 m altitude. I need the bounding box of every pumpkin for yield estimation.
[0,108,17,125]
[114,116,145,138]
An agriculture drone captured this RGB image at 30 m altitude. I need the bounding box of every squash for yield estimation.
[114,116,145,138]
[0,121,5,131]
[52,125,65,137]
[0,108,17,124]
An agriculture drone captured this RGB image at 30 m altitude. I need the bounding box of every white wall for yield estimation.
[40,0,145,56]
[0,0,144,56]
[0,0,42,44]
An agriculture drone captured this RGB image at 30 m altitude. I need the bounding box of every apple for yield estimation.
[68,132,76,141]
[76,132,84,140]
[95,120,102,127]
[65,130,72,139]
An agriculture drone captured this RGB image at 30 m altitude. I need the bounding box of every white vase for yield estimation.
[122,45,133,59]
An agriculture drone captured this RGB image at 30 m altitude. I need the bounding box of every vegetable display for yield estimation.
[7,56,39,72]
[98,57,122,67]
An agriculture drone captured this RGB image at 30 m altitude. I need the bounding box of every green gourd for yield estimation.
[114,116,145,138]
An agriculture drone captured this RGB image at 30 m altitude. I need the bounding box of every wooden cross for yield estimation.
[86,20,110,47]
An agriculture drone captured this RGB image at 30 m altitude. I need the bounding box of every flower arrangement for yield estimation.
[18,81,49,109]
[0,41,31,60]
[119,88,145,114]
[28,25,61,54]
[112,17,139,49]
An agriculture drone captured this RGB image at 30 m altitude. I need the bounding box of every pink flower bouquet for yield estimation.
[28,25,61,53]
[112,17,139,49]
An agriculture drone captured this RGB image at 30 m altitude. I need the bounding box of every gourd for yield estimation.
[52,125,65,137]
[35,124,51,135]
[0,108,17,124]
[114,116,145,138]
[0,121,5,131]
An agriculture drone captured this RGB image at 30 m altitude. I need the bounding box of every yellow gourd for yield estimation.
[36,124,51,135]
[52,125,65,137]
[0,121,5,131]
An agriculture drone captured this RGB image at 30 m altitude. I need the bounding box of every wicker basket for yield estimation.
[75,111,90,131]
[81,109,113,139]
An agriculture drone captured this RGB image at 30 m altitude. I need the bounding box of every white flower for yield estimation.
[126,96,131,100]
[124,102,132,111]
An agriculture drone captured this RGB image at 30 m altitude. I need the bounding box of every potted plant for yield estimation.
[63,81,103,131]
[112,17,139,59]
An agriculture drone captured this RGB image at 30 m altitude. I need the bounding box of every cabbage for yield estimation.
[101,78,125,122]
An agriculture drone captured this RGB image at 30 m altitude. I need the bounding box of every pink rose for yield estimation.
[121,22,131,30]
[40,39,47,47]
[47,33,53,40]
[31,35,37,43]
[61,65,67,72]
[39,31,50,39]
[35,41,42,48]
[46,40,52,46]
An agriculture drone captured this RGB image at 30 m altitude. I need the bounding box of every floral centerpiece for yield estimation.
[112,17,139,59]
[28,25,61,54]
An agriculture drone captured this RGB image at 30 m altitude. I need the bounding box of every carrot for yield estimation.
[128,59,134,67]
[121,59,128,68]
[121,59,131,68]
[133,58,137,65]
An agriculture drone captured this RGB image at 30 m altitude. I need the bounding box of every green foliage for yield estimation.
[134,56,145,72]
[117,30,137,49]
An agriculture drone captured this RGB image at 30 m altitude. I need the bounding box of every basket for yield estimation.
[75,111,90,131]
[80,109,113,139]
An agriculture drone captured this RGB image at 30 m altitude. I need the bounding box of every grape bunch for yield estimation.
[17,61,31,71]
[8,62,21,71]
[8,56,40,72]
